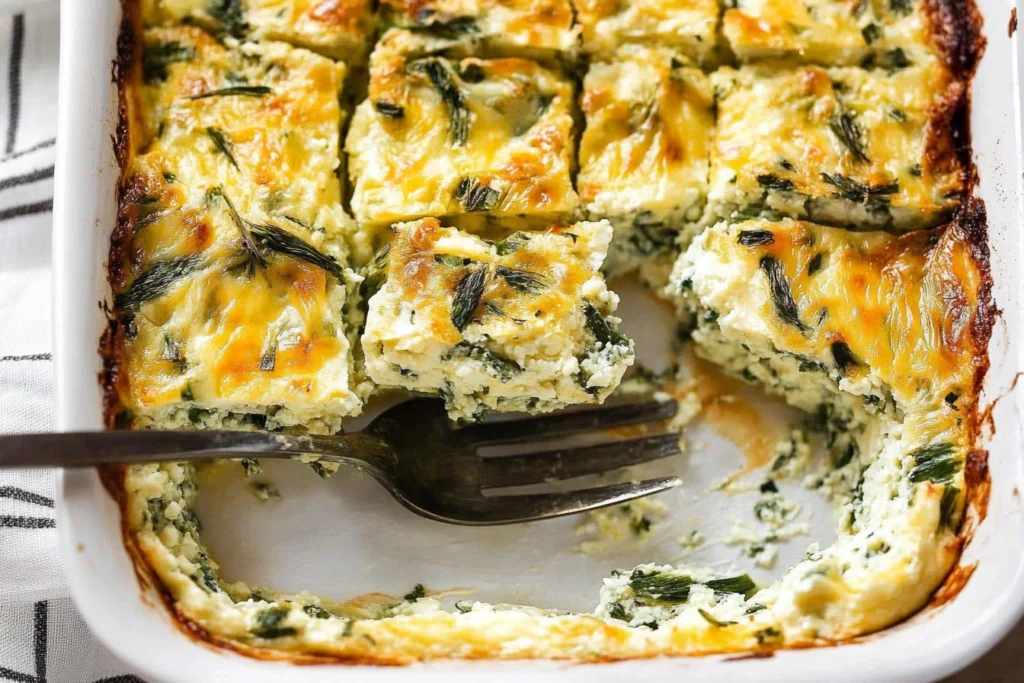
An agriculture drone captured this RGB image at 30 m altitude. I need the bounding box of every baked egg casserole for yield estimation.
[101,0,991,664]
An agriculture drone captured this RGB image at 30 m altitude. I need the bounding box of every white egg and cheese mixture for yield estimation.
[104,0,989,663]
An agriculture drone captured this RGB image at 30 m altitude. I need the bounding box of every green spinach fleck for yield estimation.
[830,341,859,373]
[143,42,196,82]
[411,58,470,146]
[251,607,297,639]
[821,173,898,204]
[303,604,332,619]
[403,584,426,602]
[698,608,738,627]
[206,127,238,170]
[908,441,959,484]
[583,302,628,347]
[454,178,499,212]
[206,0,247,38]
[828,110,870,163]
[939,485,960,528]
[405,14,480,39]
[373,101,405,118]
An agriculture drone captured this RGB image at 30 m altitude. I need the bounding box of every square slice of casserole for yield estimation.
[141,0,375,62]
[346,54,578,246]
[361,218,634,421]
[107,233,362,433]
[707,60,965,232]
[374,0,580,63]
[578,46,713,285]
[723,0,940,67]
[108,28,362,433]
[575,0,720,65]
[137,26,354,238]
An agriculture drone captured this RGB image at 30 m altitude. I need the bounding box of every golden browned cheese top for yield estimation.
[711,61,965,221]
[702,209,990,413]
[384,217,597,345]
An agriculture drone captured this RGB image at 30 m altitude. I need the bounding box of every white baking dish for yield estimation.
[51,0,1024,680]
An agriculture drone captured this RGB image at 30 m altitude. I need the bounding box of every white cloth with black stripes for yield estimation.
[0,3,146,682]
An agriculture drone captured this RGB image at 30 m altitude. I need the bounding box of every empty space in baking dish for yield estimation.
[194,278,839,613]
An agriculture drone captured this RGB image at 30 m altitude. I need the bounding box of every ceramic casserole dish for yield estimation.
[53,0,1024,680]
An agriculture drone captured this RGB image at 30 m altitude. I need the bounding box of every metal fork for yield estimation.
[0,398,682,525]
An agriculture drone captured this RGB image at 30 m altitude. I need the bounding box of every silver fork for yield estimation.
[0,397,682,525]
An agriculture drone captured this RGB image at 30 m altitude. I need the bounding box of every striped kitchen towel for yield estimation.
[0,3,145,681]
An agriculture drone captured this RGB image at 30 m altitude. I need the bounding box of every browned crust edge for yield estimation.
[101,0,141,431]
[95,0,995,666]
[917,0,986,215]
[926,195,994,610]
[926,0,987,82]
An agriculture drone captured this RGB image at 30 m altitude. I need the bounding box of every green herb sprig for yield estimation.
[248,223,343,279]
[405,15,480,39]
[756,174,795,192]
[114,254,204,310]
[143,42,196,82]
[908,441,959,484]
[206,127,238,170]
[628,569,756,605]
[496,265,547,293]
[207,0,247,38]
[759,256,806,331]
[451,266,488,330]
[821,173,899,204]
[453,178,499,212]
[738,229,775,246]
[212,189,342,279]
[828,110,870,163]
[188,85,271,100]
[412,59,470,146]
[251,607,297,639]
[584,302,628,347]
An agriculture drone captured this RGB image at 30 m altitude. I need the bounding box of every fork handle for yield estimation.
[0,430,378,469]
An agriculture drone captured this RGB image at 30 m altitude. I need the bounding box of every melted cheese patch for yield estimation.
[346,54,577,246]
[141,0,375,61]
[723,0,933,66]
[575,0,719,64]
[709,61,964,231]
[362,218,634,419]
